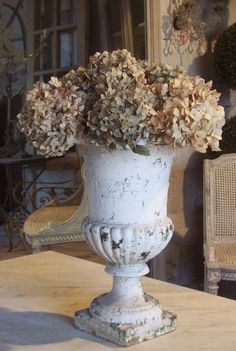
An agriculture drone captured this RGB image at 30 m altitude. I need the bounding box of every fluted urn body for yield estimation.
[74,144,177,346]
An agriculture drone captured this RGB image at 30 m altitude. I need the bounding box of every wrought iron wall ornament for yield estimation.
[163,0,226,57]
[214,22,236,90]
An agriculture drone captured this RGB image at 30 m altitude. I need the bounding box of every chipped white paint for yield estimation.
[82,218,173,266]
[75,144,176,346]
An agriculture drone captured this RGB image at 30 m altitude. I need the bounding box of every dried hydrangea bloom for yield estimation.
[143,62,184,85]
[17,49,225,157]
[76,49,157,152]
[80,84,157,151]
[87,49,146,95]
[149,74,225,152]
[17,73,87,157]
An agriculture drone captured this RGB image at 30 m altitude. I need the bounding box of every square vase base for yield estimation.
[74,308,177,347]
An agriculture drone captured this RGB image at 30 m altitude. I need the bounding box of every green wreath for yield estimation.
[220,116,236,153]
[215,23,236,90]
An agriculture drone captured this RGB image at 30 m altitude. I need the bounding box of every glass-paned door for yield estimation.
[27,0,87,87]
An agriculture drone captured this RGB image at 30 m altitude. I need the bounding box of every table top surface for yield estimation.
[0,251,235,351]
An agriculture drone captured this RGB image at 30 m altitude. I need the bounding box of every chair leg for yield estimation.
[204,263,208,292]
[207,268,221,295]
[32,240,42,254]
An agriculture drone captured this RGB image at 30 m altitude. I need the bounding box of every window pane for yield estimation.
[34,33,53,71]
[106,0,123,51]
[106,0,122,34]
[34,0,54,30]
[12,38,25,58]
[34,74,53,83]
[58,29,77,68]
[133,25,146,59]
[2,5,11,26]
[130,0,144,27]
[110,33,123,51]
[57,0,76,25]
[130,0,146,59]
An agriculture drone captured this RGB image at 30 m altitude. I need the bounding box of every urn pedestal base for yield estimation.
[75,145,177,346]
[75,305,176,347]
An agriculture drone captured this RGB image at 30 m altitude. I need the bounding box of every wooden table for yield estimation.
[0,251,235,350]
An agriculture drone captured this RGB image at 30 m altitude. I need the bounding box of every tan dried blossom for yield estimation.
[80,85,157,151]
[17,73,87,157]
[17,49,225,157]
[88,49,145,93]
[149,74,225,152]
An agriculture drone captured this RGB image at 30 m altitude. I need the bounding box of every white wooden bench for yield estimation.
[24,165,88,253]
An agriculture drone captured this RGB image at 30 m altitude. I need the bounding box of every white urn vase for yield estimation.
[74,144,177,346]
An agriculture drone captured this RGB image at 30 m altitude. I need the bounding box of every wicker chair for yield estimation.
[24,165,88,253]
[203,154,236,295]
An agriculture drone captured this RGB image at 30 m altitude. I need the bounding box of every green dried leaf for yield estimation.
[133,144,150,156]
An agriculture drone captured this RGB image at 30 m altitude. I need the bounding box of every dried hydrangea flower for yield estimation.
[17,49,225,157]
[149,74,225,152]
[87,49,146,93]
[75,49,158,152]
[17,72,87,157]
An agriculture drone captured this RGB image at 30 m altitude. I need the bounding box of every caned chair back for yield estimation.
[204,154,236,244]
